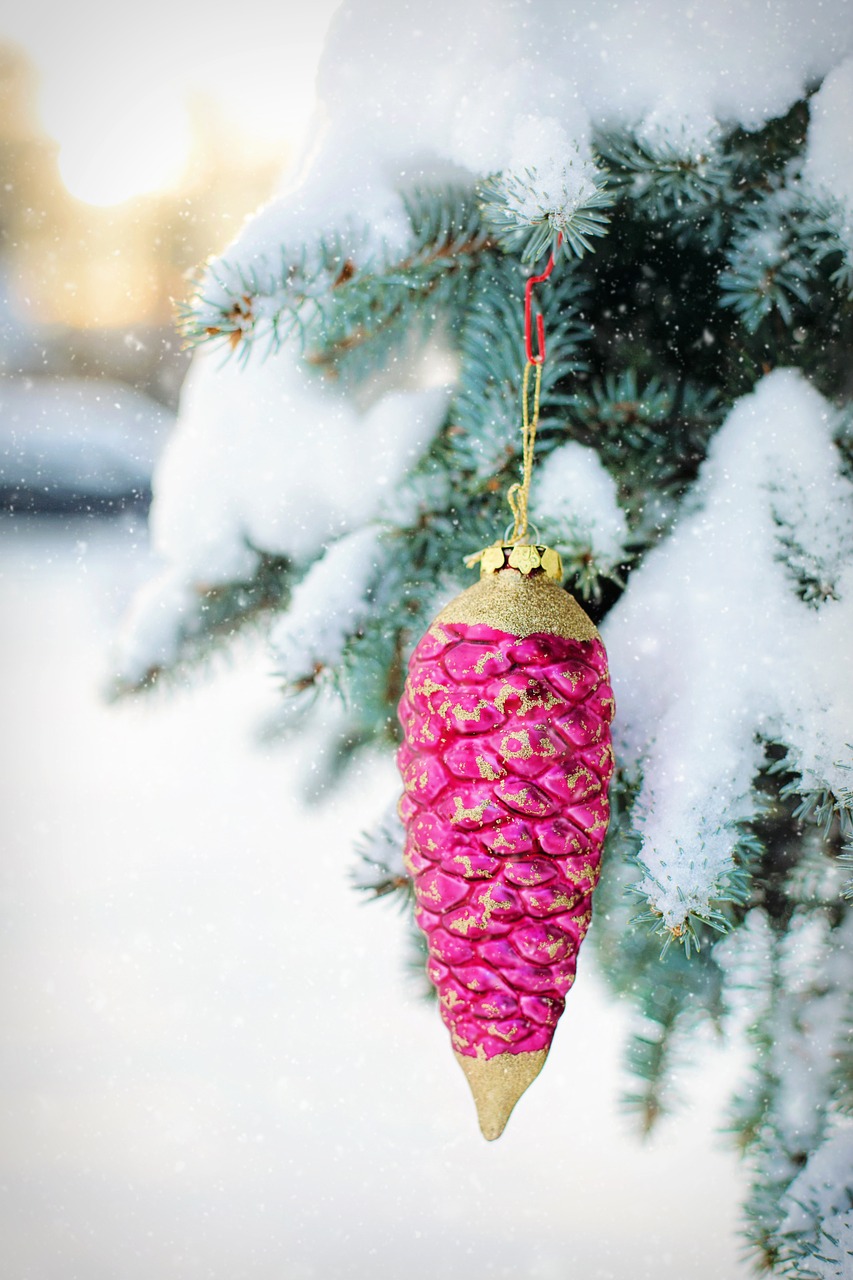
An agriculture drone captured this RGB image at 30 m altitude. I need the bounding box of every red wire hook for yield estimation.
[524,233,562,365]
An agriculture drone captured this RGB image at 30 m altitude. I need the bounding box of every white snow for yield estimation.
[802,56,853,279]
[270,524,385,687]
[803,57,853,211]
[151,347,447,583]
[115,346,449,682]
[531,440,627,569]
[113,566,197,688]
[781,1128,853,1237]
[809,1213,853,1280]
[603,369,853,932]
[204,0,853,303]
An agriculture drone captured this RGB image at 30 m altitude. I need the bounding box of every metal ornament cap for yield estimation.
[465,542,564,581]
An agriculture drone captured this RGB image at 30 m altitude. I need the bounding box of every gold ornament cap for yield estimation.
[434,548,597,643]
[465,542,563,580]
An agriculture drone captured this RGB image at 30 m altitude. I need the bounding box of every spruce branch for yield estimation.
[480,163,613,263]
[448,251,590,481]
[179,186,491,363]
[595,130,734,245]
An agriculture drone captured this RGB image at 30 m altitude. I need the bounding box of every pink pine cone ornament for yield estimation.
[397,546,614,1140]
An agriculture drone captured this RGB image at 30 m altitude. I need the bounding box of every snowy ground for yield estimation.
[0,515,751,1280]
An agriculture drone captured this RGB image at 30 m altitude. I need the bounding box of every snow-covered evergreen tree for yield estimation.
[117,3,853,1271]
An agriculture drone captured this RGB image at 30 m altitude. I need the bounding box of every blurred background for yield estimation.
[0,1,339,508]
[0,4,752,1277]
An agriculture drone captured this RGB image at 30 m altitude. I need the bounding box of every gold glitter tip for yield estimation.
[455,1049,549,1141]
[434,568,598,642]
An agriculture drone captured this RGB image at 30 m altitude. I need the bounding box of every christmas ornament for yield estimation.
[396,249,615,1140]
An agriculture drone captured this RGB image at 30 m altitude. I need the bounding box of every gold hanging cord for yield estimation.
[464,235,564,580]
[506,359,543,543]
[505,233,561,544]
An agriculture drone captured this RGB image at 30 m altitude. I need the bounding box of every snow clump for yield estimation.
[603,369,853,933]
[531,440,627,572]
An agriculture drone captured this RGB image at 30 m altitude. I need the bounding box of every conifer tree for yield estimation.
[117,4,853,1270]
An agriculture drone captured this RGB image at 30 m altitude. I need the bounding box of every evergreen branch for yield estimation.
[178,186,490,360]
[481,164,613,263]
[595,130,734,244]
[718,185,836,334]
[448,251,590,481]
[111,549,292,698]
[566,368,721,537]
[352,805,412,905]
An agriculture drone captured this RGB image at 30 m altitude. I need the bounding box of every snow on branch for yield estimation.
[802,57,853,296]
[481,146,613,263]
[604,369,853,939]
[112,343,450,687]
[530,440,628,594]
[271,525,386,691]
[181,187,487,359]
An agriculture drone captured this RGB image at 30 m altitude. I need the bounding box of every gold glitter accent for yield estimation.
[448,914,479,936]
[474,650,501,674]
[478,883,511,926]
[448,884,511,935]
[451,700,491,723]
[488,830,512,852]
[564,766,592,791]
[441,990,463,1009]
[433,569,597,641]
[453,854,475,876]
[450,796,489,826]
[455,1049,549,1141]
[501,729,533,760]
[494,680,560,716]
[421,879,443,904]
[476,756,503,781]
[413,675,450,698]
[505,863,548,887]
[500,728,554,762]
[562,863,593,886]
[487,1021,520,1043]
